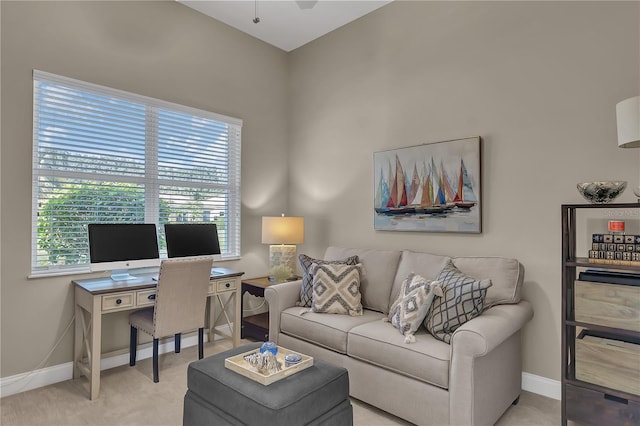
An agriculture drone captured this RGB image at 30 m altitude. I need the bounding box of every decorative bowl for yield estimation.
[576,181,627,204]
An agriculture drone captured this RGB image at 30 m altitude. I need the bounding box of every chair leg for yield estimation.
[129,326,137,366]
[175,333,181,353]
[153,338,159,383]
[198,328,204,360]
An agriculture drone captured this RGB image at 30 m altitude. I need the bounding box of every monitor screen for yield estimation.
[164,223,221,260]
[88,223,160,280]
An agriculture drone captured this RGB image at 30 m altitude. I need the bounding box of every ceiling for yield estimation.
[178,0,392,52]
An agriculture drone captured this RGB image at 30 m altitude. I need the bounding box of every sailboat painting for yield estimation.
[374,137,481,233]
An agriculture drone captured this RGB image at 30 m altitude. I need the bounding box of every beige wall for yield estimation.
[1,1,288,377]
[1,0,638,388]
[288,1,639,382]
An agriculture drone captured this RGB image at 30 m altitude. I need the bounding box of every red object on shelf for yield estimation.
[608,220,625,234]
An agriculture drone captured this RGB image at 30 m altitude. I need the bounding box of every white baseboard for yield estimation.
[522,372,561,400]
[0,361,74,399]
[0,326,231,398]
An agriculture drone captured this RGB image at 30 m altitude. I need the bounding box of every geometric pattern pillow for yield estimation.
[425,260,492,344]
[310,262,363,316]
[388,273,443,343]
[297,254,359,307]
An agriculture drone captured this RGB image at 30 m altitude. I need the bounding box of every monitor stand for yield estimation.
[110,269,136,281]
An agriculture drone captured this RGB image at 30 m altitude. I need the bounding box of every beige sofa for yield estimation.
[265,247,534,426]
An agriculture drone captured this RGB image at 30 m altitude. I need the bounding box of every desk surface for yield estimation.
[74,268,244,295]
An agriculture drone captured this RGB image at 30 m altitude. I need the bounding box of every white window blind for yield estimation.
[32,70,242,276]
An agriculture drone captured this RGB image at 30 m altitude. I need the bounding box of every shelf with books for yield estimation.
[561,203,640,426]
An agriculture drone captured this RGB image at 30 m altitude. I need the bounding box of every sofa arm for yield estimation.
[451,299,534,356]
[449,300,533,426]
[265,280,302,344]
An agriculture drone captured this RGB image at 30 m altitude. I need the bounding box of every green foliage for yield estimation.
[37,183,170,266]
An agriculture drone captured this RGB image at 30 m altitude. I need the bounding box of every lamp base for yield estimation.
[269,245,297,283]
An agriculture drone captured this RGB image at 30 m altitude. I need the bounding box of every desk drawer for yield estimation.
[136,290,156,307]
[102,293,134,312]
[215,279,237,293]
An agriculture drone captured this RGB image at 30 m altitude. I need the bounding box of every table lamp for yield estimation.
[262,215,304,282]
[616,96,640,200]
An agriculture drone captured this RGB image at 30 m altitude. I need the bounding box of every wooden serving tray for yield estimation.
[224,346,313,385]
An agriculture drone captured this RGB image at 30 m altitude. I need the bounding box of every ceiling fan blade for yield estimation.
[295,0,319,10]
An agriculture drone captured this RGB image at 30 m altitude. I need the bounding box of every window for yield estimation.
[32,70,242,276]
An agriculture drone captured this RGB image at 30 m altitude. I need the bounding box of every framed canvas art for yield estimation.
[374,136,482,233]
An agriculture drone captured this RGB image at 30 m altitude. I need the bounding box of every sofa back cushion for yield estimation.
[390,250,451,307]
[452,256,524,308]
[324,246,401,313]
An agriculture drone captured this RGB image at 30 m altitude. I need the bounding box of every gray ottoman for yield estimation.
[183,343,353,426]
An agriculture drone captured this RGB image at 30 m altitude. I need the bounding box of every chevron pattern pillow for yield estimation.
[298,254,359,307]
[388,273,443,343]
[311,262,363,316]
[425,260,492,343]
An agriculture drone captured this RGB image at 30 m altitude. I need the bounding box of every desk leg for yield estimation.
[73,302,83,380]
[205,296,214,343]
[89,296,102,400]
[233,284,241,347]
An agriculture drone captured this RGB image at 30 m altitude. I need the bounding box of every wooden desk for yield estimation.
[73,267,243,400]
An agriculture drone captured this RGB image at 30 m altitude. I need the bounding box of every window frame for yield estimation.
[31,70,242,277]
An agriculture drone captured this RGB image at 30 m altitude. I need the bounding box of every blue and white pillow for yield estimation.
[425,260,492,344]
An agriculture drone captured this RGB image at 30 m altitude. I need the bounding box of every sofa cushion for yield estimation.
[347,320,450,389]
[279,307,385,353]
[390,250,451,305]
[298,254,360,307]
[425,260,492,343]
[388,273,443,341]
[311,263,363,316]
[452,256,524,308]
[324,247,402,314]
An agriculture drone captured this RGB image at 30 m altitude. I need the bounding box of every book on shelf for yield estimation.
[578,269,640,286]
[589,233,640,267]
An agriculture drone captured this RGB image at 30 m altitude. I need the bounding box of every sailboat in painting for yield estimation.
[453,159,477,209]
[373,137,481,233]
[375,155,477,216]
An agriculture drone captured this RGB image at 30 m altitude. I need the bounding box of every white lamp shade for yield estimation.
[261,216,304,244]
[616,96,640,148]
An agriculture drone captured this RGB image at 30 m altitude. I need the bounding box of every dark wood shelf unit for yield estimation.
[561,203,640,426]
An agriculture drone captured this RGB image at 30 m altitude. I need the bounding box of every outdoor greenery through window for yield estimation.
[32,70,242,276]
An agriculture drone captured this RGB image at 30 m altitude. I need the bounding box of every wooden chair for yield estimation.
[129,257,213,382]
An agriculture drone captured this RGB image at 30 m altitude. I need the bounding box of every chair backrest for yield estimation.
[152,257,213,339]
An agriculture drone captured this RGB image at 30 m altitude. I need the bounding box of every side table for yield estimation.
[241,276,300,341]
[241,277,273,341]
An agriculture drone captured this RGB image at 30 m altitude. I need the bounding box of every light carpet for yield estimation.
[1,339,560,425]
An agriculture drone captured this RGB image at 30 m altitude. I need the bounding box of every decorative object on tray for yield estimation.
[260,341,278,356]
[225,345,314,385]
[284,353,302,367]
[244,350,281,375]
[373,136,482,233]
[576,181,627,204]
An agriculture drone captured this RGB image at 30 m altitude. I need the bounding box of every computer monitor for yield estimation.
[88,223,160,281]
[164,223,221,261]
